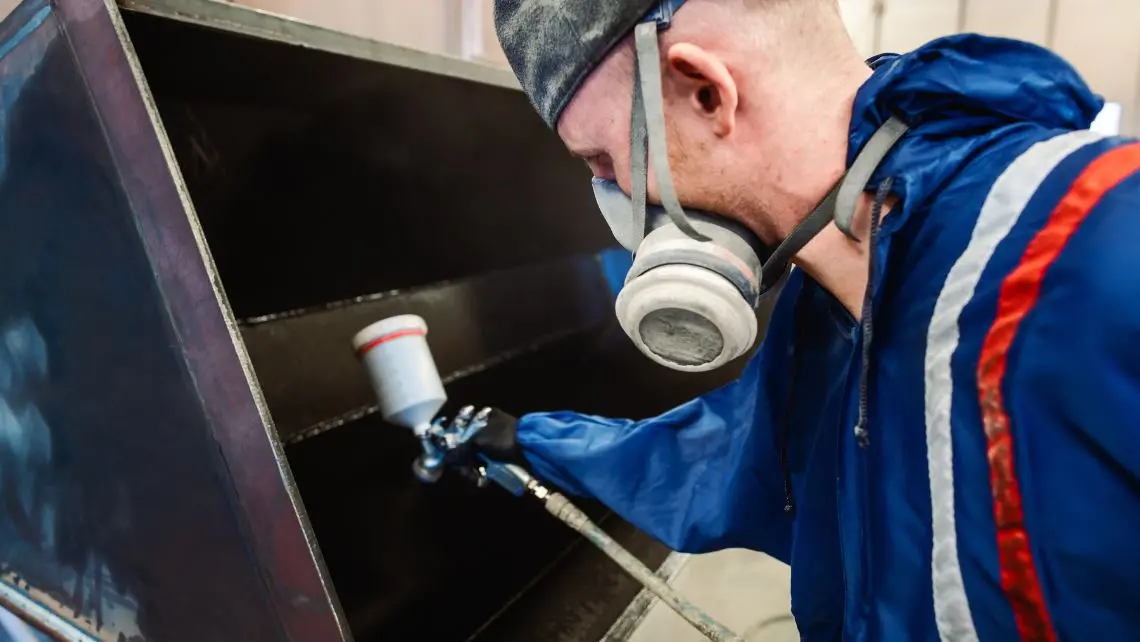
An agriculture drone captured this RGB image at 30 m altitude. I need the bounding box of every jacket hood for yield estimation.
[848,34,1105,231]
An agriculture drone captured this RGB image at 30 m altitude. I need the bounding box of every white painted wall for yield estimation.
[1051,0,1140,135]
[1,0,19,21]
[836,0,1140,134]
[962,0,1052,45]
[838,0,880,57]
[228,0,1140,134]
[235,0,454,55]
[2,0,1135,133]
[879,0,961,53]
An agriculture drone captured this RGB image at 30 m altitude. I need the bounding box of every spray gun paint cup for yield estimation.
[353,315,448,482]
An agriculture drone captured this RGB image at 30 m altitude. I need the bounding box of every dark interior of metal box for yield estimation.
[119,11,760,641]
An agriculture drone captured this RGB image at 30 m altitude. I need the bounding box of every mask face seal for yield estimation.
[593,0,909,372]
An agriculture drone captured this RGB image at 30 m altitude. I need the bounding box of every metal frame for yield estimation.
[0,579,97,642]
[117,0,519,90]
[0,2,706,639]
[61,0,352,638]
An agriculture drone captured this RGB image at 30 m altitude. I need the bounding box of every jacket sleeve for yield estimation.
[514,278,804,558]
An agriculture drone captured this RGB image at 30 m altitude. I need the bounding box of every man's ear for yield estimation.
[665,43,739,137]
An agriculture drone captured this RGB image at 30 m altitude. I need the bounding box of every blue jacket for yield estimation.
[515,35,1140,642]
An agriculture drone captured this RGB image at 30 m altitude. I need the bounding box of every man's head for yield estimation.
[495,0,879,372]
[495,0,868,243]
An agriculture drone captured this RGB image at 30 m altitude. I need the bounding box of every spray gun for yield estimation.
[353,315,746,642]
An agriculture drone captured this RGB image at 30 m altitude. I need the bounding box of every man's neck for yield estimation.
[794,193,898,319]
[781,58,885,318]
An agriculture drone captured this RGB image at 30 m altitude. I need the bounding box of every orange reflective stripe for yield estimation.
[977,141,1140,642]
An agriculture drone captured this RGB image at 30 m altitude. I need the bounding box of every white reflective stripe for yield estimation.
[924,129,1106,642]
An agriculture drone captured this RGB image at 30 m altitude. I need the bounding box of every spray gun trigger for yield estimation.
[456,407,492,443]
[454,406,475,428]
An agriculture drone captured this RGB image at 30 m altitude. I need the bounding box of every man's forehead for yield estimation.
[556,47,636,153]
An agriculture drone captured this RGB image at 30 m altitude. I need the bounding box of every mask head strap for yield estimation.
[629,2,909,281]
[630,1,709,243]
[760,115,910,282]
[833,116,909,240]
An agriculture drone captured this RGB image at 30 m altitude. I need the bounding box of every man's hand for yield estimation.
[431,407,527,485]
[468,408,524,466]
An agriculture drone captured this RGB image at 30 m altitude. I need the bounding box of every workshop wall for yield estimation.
[221,0,1140,136]
[0,0,1130,131]
[229,0,509,66]
[0,0,1135,132]
[839,0,1140,135]
[227,0,1139,136]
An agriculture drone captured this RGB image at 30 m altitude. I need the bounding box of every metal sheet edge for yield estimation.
[0,577,98,642]
[115,0,522,91]
[60,0,353,638]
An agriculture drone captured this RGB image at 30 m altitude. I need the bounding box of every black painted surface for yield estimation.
[2,1,770,640]
[0,3,302,639]
[123,10,607,321]
[121,7,751,641]
[269,318,737,641]
[241,256,613,442]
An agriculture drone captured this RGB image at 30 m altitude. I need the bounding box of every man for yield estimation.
[451,1,1140,640]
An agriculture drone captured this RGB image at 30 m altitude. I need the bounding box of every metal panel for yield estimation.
[242,256,613,443]
[119,2,605,320]
[0,0,345,639]
[115,2,755,637]
[4,0,775,639]
[120,0,520,90]
[112,1,733,640]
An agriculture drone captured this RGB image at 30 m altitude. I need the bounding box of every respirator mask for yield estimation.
[596,0,909,372]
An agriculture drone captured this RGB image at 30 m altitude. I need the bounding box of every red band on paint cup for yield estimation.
[356,328,426,357]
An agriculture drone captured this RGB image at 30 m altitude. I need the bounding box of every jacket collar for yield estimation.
[846,34,1104,236]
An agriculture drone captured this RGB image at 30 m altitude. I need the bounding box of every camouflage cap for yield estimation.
[493,0,661,128]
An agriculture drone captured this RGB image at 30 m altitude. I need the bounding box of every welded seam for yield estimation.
[238,281,459,327]
[283,325,585,445]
